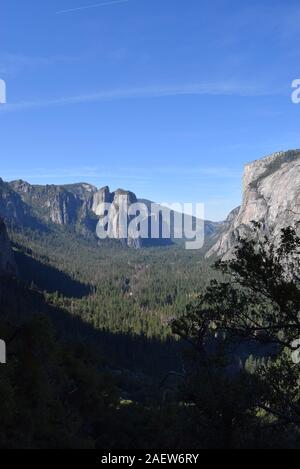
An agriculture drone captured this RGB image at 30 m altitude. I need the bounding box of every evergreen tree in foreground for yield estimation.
[172,223,300,447]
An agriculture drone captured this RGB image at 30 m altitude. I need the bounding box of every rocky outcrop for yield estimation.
[8,180,95,226]
[206,150,300,258]
[0,217,17,276]
[0,178,30,224]
[92,187,143,247]
[92,186,112,214]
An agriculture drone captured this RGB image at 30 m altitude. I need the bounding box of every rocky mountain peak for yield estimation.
[243,150,300,191]
[10,179,32,193]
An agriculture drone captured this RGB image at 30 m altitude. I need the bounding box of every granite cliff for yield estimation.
[207,150,300,258]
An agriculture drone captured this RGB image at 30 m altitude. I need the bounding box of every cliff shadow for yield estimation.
[14,251,91,298]
[0,275,184,382]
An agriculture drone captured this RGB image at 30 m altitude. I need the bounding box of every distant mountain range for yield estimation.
[1,149,300,274]
[0,178,221,249]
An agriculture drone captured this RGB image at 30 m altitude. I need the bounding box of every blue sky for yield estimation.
[1,0,300,220]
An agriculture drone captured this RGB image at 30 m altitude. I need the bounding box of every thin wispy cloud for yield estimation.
[0,53,78,76]
[1,166,151,184]
[1,164,241,184]
[56,0,129,15]
[0,82,275,114]
[157,165,241,179]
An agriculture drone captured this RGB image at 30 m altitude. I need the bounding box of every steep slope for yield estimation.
[9,180,96,226]
[0,217,17,275]
[0,178,32,225]
[207,150,300,258]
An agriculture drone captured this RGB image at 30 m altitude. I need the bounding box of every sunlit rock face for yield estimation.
[8,180,97,226]
[206,150,300,258]
[0,217,17,276]
[92,187,143,247]
[92,186,112,215]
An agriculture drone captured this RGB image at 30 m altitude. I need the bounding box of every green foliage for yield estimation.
[0,314,119,448]
[9,224,217,369]
[172,224,300,447]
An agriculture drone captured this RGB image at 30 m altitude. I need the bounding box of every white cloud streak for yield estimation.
[56,0,129,14]
[0,82,272,113]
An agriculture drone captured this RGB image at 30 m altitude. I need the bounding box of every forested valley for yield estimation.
[1,222,300,448]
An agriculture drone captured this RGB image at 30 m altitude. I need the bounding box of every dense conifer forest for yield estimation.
[8,224,217,371]
[1,223,300,448]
